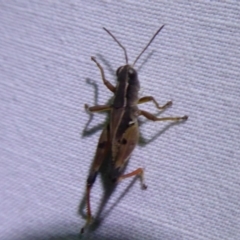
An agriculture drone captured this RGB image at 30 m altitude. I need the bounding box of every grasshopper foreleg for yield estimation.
[91,56,116,93]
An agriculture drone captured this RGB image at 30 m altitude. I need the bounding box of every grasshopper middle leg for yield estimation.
[139,110,188,122]
[85,104,111,113]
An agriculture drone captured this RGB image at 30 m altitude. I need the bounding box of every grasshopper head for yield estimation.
[114,65,140,107]
[116,65,140,89]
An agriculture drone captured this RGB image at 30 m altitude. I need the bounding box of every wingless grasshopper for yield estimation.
[81,25,188,233]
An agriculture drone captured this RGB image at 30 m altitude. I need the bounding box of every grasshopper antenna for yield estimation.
[103,27,128,64]
[133,24,165,67]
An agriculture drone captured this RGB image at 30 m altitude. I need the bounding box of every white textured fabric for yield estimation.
[1,1,240,240]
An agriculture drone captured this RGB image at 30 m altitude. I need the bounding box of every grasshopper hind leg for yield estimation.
[80,172,97,234]
[81,126,110,234]
[118,168,147,190]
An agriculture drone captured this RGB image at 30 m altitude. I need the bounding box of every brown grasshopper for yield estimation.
[81,25,188,233]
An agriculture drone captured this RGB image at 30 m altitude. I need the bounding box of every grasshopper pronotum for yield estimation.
[81,25,188,233]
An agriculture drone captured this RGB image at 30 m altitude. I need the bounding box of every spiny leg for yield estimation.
[118,168,147,190]
[85,104,111,113]
[81,126,110,234]
[139,110,188,122]
[138,96,172,110]
[91,56,116,93]
[81,171,98,234]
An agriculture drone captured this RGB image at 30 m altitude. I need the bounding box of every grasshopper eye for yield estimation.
[128,68,136,78]
[116,67,122,76]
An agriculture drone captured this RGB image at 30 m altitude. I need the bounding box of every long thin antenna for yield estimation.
[103,27,128,64]
[133,25,165,67]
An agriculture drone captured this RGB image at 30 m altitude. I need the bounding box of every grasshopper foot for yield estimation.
[80,216,94,234]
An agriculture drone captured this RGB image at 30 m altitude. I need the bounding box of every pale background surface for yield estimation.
[1,1,240,240]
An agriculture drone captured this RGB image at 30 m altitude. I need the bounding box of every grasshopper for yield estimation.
[81,25,188,233]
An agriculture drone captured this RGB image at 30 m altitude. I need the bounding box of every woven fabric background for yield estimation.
[1,1,240,240]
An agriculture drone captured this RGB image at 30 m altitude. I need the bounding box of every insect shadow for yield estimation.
[79,53,186,233]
